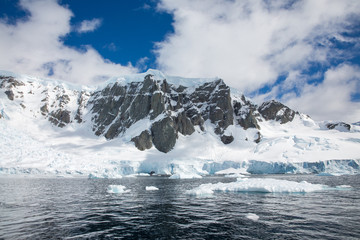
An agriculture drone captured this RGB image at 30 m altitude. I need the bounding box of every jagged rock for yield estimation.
[49,109,71,127]
[0,76,24,88]
[233,97,260,130]
[326,122,351,131]
[254,131,262,143]
[5,90,14,100]
[221,135,234,144]
[150,92,165,119]
[40,104,49,115]
[190,79,233,135]
[258,100,295,124]
[132,130,153,151]
[174,112,195,136]
[151,117,177,153]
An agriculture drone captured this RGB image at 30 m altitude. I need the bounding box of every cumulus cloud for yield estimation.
[284,64,360,122]
[155,0,360,121]
[76,18,102,33]
[0,0,136,85]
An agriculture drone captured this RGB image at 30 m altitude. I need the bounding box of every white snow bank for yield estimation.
[145,186,159,191]
[245,213,259,221]
[107,185,130,194]
[186,178,328,196]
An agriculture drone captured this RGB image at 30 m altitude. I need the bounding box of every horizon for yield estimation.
[0,0,359,122]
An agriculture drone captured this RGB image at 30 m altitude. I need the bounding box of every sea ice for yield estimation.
[186,178,328,196]
[245,213,259,221]
[145,186,159,191]
[107,185,130,194]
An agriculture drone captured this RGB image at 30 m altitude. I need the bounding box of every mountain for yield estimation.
[0,70,359,178]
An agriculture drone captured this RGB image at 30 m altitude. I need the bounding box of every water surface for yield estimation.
[0,175,359,239]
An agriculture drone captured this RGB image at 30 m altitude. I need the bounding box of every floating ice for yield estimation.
[186,178,328,196]
[245,213,259,221]
[336,185,352,189]
[145,186,159,191]
[107,185,130,194]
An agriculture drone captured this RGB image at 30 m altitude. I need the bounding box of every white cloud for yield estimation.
[284,64,360,122]
[76,18,102,33]
[155,0,360,121]
[0,0,136,85]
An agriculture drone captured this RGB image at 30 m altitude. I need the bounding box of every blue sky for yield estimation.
[0,0,360,122]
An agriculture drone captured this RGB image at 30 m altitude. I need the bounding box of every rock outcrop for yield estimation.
[326,122,351,132]
[258,100,296,124]
[0,72,303,153]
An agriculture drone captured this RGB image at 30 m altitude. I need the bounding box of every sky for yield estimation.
[0,0,359,122]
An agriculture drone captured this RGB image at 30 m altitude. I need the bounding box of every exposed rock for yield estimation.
[326,122,351,132]
[0,76,24,88]
[49,109,71,128]
[174,112,195,136]
[150,92,165,119]
[190,79,233,135]
[254,131,262,143]
[258,100,295,124]
[131,130,153,151]
[151,117,177,153]
[5,90,14,100]
[233,96,260,130]
[40,104,49,115]
[221,135,234,144]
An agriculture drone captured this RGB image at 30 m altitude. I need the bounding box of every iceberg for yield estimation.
[145,186,159,191]
[107,185,130,194]
[245,213,259,221]
[186,178,329,196]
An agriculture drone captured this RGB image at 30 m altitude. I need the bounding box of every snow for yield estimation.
[186,178,329,196]
[145,186,159,191]
[107,185,130,194]
[1,70,360,178]
[245,213,259,221]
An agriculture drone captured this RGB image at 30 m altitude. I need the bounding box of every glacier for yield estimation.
[0,69,360,178]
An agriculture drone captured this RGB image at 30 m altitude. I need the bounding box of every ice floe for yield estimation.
[107,185,130,194]
[186,178,329,196]
[245,213,259,221]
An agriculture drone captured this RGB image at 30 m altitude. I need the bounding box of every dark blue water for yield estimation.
[0,175,359,239]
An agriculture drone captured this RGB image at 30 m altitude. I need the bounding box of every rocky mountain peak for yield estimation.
[0,71,309,154]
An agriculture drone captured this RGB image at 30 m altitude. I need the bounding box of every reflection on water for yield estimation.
[0,175,359,239]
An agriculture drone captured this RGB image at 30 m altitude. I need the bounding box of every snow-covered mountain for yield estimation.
[0,69,359,178]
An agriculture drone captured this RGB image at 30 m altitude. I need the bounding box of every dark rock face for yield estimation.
[49,109,71,128]
[1,72,304,153]
[233,95,260,130]
[326,122,351,131]
[221,135,234,144]
[5,90,14,100]
[174,112,195,136]
[254,131,262,143]
[131,130,152,151]
[189,79,233,135]
[258,100,296,124]
[151,117,177,153]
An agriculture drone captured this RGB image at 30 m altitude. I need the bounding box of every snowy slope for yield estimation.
[0,70,359,177]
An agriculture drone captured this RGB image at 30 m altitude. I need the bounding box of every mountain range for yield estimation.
[0,69,359,178]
